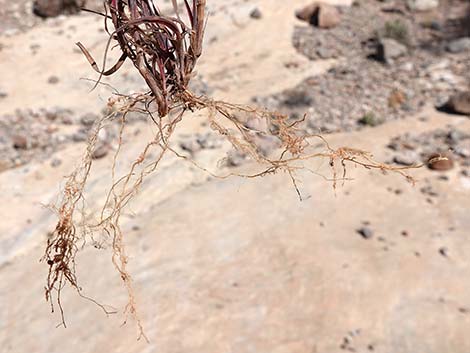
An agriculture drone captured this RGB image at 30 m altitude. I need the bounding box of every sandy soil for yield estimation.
[1,1,469,352]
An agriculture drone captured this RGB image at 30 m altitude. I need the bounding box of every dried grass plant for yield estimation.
[42,0,418,339]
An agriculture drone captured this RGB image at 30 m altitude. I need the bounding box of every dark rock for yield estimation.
[438,247,449,258]
[72,129,88,142]
[454,143,470,159]
[393,151,420,166]
[446,37,470,54]
[296,3,317,21]
[92,143,109,159]
[250,7,262,19]
[91,128,112,159]
[12,135,28,150]
[80,112,99,126]
[45,107,74,124]
[447,130,464,145]
[282,89,313,107]
[47,76,59,84]
[357,226,374,239]
[429,20,441,31]
[377,38,407,63]
[296,2,341,29]
[358,112,383,127]
[33,0,84,18]
[444,91,470,115]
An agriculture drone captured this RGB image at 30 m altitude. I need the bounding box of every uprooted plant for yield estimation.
[42,0,420,339]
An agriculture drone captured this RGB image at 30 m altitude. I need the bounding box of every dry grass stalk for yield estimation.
[77,0,206,116]
[43,0,418,338]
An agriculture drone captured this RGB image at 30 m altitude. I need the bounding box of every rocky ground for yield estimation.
[1,1,470,353]
[256,0,470,132]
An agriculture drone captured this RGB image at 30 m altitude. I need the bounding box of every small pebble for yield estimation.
[12,134,28,149]
[48,76,60,84]
[80,112,99,126]
[357,226,374,239]
[438,247,449,258]
[72,129,88,142]
[92,143,110,159]
[50,158,62,167]
[250,7,262,19]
